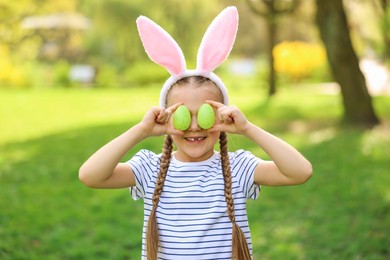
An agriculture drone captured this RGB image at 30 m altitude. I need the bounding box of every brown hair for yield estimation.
[165,76,222,107]
[146,77,251,259]
[219,132,251,260]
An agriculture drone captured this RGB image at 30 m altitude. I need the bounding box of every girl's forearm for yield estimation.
[79,123,149,186]
[243,123,312,181]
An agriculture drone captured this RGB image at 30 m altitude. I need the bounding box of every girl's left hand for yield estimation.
[206,100,250,135]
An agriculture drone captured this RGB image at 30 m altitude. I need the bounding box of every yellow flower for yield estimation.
[273,41,326,81]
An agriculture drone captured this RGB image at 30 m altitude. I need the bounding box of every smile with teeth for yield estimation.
[185,137,206,142]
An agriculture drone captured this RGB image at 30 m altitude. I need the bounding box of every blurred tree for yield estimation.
[316,0,380,127]
[81,0,222,68]
[81,0,144,66]
[225,1,267,57]
[156,0,222,65]
[21,13,90,61]
[377,0,390,61]
[344,0,386,59]
[0,0,80,60]
[244,0,301,96]
[0,0,38,53]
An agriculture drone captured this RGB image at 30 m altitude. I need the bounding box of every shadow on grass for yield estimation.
[1,119,390,259]
[248,125,390,259]
[0,120,165,259]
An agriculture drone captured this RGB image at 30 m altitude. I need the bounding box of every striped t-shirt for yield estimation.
[128,149,261,260]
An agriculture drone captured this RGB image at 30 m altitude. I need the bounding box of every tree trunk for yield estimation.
[380,0,390,61]
[316,0,380,127]
[268,18,277,96]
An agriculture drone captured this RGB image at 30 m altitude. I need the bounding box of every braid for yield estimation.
[146,135,173,260]
[220,132,235,223]
[219,132,251,260]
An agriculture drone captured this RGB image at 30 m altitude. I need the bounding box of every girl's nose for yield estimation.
[188,114,200,131]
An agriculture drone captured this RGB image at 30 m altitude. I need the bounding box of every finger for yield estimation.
[166,102,183,113]
[156,109,168,123]
[157,102,181,123]
[217,109,232,123]
[218,105,235,115]
[215,105,228,122]
[160,110,173,124]
[207,123,227,133]
[205,100,225,109]
[207,125,219,133]
[221,114,234,124]
[167,128,184,136]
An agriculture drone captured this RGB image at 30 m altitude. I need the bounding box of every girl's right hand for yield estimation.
[139,102,184,137]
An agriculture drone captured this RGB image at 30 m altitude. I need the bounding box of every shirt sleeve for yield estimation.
[127,149,159,200]
[230,149,262,200]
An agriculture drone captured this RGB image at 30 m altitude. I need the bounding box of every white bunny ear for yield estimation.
[136,16,186,76]
[196,6,239,73]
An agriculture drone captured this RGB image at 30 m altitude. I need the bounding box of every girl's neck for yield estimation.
[172,150,216,163]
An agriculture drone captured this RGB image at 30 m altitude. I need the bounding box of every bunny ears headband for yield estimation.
[136,6,239,107]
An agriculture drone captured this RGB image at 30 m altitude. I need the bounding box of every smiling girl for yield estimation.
[79,7,312,260]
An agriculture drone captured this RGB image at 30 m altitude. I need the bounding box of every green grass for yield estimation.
[1,82,389,259]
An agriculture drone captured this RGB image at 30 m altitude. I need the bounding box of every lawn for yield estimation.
[1,81,389,259]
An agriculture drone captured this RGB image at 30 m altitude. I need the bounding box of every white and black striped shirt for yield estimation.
[128,149,261,260]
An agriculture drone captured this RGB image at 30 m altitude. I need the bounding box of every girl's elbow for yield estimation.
[78,166,96,188]
[300,162,313,184]
[290,162,312,185]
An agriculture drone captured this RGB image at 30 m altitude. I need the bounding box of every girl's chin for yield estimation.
[175,149,214,162]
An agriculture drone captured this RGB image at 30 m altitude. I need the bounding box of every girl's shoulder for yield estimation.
[136,149,159,157]
[228,149,259,162]
[131,149,161,165]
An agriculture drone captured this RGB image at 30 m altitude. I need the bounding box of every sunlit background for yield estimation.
[1,0,389,259]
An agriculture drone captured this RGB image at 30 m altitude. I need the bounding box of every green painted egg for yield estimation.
[173,105,191,130]
[197,103,215,129]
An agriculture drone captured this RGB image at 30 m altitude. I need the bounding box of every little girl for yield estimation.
[79,7,312,260]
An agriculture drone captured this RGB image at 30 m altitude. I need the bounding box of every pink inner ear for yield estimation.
[197,7,238,73]
[137,16,186,76]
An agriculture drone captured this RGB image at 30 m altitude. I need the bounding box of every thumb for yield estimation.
[207,123,226,133]
[167,128,184,136]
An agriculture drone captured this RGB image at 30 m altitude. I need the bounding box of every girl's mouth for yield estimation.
[185,137,206,142]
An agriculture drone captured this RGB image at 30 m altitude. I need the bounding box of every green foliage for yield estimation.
[0,0,232,89]
[123,62,169,86]
[2,0,389,92]
[53,60,71,87]
[81,0,223,67]
[0,83,389,259]
[0,44,28,88]
[95,64,119,88]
